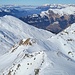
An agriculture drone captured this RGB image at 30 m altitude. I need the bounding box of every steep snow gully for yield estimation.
[0,15,75,75]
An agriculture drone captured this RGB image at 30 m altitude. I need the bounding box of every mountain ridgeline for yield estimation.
[0,4,75,75]
[19,10,75,34]
[0,15,75,75]
[0,5,75,34]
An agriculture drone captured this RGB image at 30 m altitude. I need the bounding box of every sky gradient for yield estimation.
[0,0,75,5]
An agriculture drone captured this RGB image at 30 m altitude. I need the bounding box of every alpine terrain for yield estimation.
[20,4,75,34]
[0,15,75,75]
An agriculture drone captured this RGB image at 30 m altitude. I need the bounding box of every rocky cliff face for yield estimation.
[19,12,75,34]
[46,12,75,33]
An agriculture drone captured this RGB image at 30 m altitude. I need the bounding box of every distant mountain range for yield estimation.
[0,5,42,17]
[0,4,75,34]
[19,4,75,34]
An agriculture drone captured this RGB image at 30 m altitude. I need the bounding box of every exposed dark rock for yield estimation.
[19,13,75,34]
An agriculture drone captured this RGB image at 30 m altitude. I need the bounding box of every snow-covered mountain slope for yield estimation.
[39,23,75,75]
[0,15,54,54]
[0,38,46,75]
[40,5,75,16]
[49,6,75,15]
[48,23,75,61]
[0,15,75,75]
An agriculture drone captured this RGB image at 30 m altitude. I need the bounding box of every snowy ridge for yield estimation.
[48,23,75,60]
[0,15,54,54]
[40,5,75,17]
[0,38,46,75]
[0,15,75,75]
[50,6,75,15]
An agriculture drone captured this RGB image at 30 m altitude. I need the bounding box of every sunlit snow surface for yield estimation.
[0,15,75,75]
[40,5,75,17]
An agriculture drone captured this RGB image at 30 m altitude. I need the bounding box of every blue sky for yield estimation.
[0,0,75,5]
